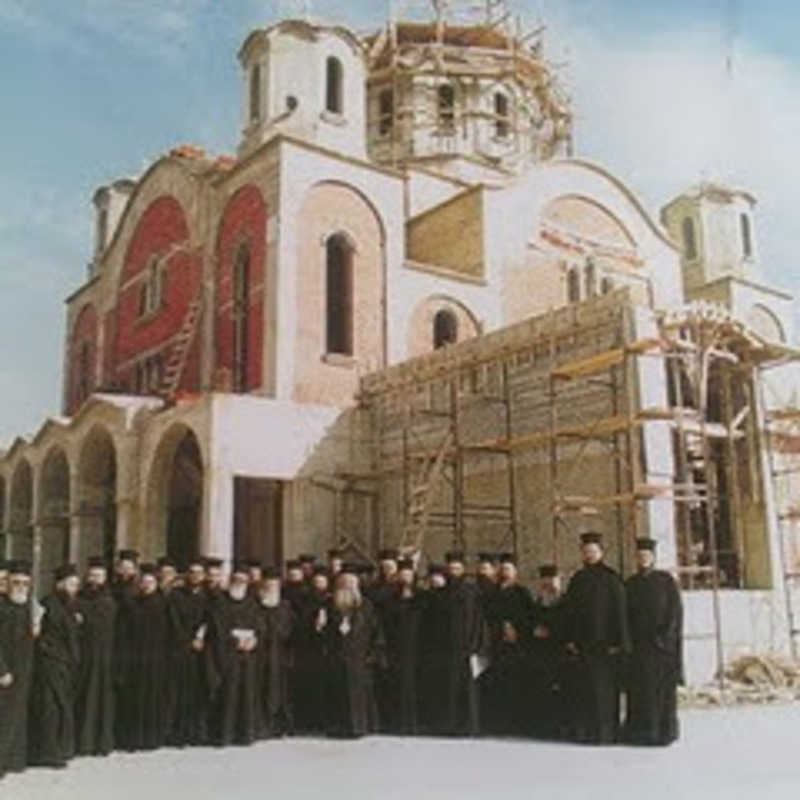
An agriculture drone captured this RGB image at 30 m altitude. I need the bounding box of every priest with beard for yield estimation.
[623,538,683,746]
[167,557,210,746]
[29,564,82,768]
[563,532,629,744]
[322,568,385,739]
[382,558,423,734]
[111,548,139,749]
[256,567,295,738]
[291,565,329,734]
[118,564,170,751]
[528,565,567,740]
[440,552,490,737]
[370,548,399,731]
[490,553,536,737]
[283,559,308,616]
[207,564,265,746]
[0,560,35,779]
[75,556,116,757]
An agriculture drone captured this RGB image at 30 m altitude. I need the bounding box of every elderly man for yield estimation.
[257,567,295,739]
[322,567,385,739]
[207,563,264,746]
[75,555,116,757]
[563,532,629,744]
[624,538,683,746]
[0,560,35,778]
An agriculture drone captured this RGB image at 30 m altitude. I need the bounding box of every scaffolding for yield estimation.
[359,292,800,684]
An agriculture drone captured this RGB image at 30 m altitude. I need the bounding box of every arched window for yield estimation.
[585,259,597,298]
[233,243,251,392]
[379,88,394,136]
[326,234,353,356]
[567,267,581,303]
[78,341,90,402]
[326,56,343,114]
[437,84,455,130]
[433,309,458,349]
[249,63,262,123]
[740,213,753,258]
[494,92,509,138]
[682,216,697,261]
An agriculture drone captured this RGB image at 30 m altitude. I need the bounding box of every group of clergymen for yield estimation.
[0,530,684,780]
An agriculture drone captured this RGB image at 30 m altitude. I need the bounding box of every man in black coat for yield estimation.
[382,558,423,734]
[528,564,567,739]
[563,532,629,744]
[474,553,501,735]
[418,563,450,735]
[0,560,35,779]
[322,568,385,739]
[29,563,82,768]
[490,553,536,737]
[75,555,116,756]
[167,557,210,746]
[207,564,265,746]
[623,537,683,746]
[256,567,295,738]
[370,548,399,731]
[111,548,139,749]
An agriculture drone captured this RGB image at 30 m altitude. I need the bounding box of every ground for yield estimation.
[4,705,799,800]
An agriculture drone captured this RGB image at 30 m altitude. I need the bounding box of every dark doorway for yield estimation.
[233,478,283,568]
[166,432,203,566]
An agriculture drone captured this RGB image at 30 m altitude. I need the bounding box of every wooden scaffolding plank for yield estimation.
[551,348,625,381]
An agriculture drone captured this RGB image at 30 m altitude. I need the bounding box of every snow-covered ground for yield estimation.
[4,705,799,800]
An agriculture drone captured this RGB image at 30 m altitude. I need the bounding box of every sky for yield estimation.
[0,0,798,447]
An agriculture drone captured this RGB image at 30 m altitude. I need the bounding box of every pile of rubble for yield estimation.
[679,655,800,707]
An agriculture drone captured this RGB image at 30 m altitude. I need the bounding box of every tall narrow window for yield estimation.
[78,341,90,402]
[740,213,752,258]
[139,282,148,317]
[682,216,697,260]
[249,63,261,123]
[585,259,597,298]
[379,88,394,136]
[326,234,353,356]
[494,92,509,138]
[433,309,458,349]
[567,267,581,303]
[96,206,108,253]
[438,84,455,130]
[326,56,343,114]
[233,243,251,393]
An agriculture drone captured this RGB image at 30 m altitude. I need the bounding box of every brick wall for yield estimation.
[65,303,98,414]
[215,184,267,392]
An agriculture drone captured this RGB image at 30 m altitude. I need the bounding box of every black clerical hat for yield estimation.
[445,551,465,564]
[245,558,263,569]
[263,566,282,580]
[378,548,399,561]
[139,563,158,576]
[579,532,603,546]
[328,548,344,558]
[156,556,176,569]
[635,537,658,552]
[298,554,316,564]
[397,558,415,571]
[118,549,139,561]
[87,555,106,569]
[8,559,32,576]
[498,552,516,565]
[285,559,301,570]
[184,556,205,569]
[312,565,330,577]
[358,563,376,575]
[203,556,223,569]
[231,562,249,577]
[340,562,360,575]
[54,563,78,582]
[428,563,446,576]
[538,564,558,578]
[477,552,498,564]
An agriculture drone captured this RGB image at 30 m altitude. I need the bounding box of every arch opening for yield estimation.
[9,460,33,562]
[77,427,117,566]
[38,448,71,591]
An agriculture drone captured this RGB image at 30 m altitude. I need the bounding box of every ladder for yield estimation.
[161,294,203,397]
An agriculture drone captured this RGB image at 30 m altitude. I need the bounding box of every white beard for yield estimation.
[260,589,280,608]
[333,586,361,613]
[9,587,29,606]
[229,585,247,601]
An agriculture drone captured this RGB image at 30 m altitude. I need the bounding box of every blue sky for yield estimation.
[1,0,799,447]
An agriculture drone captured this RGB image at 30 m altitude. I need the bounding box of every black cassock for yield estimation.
[476,580,501,736]
[291,589,328,734]
[562,562,629,744]
[428,578,489,737]
[29,592,81,767]
[418,585,450,735]
[0,599,34,777]
[528,595,567,739]
[368,580,395,732]
[167,585,210,746]
[111,577,138,749]
[323,601,384,739]
[624,569,683,746]
[75,585,116,756]
[257,599,295,738]
[382,588,424,734]
[490,583,536,736]
[118,591,170,751]
[207,594,265,746]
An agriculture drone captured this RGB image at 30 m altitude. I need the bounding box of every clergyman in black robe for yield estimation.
[418,564,450,735]
[382,559,423,734]
[624,537,683,746]
[489,554,536,737]
[256,569,295,738]
[0,560,35,779]
[323,570,385,739]
[111,548,139,750]
[562,532,629,745]
[118,564,170,751]
[207,566,265,746]
[167,558,210,746]
[75,556,116,756]
[29,564,82,768]
[474,553,501,735]
[369,549,399,732]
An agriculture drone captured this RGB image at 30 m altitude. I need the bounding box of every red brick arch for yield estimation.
[215,184,266,392]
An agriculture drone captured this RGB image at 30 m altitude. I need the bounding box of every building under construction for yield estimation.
[1,2,800,684]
